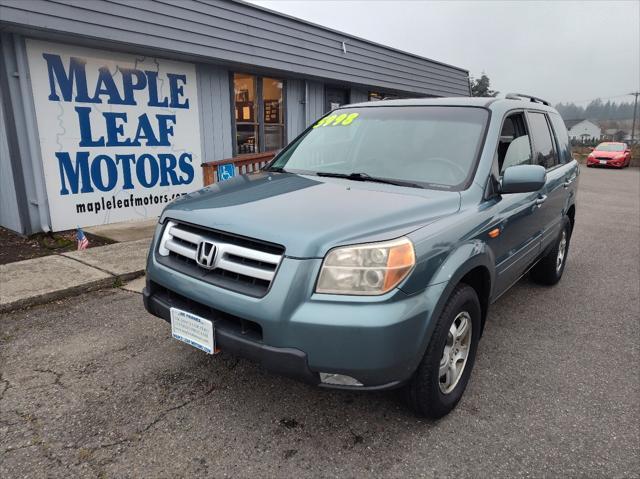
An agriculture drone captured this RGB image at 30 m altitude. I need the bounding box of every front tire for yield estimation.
[530,218,571,285]
[405,284,481,419]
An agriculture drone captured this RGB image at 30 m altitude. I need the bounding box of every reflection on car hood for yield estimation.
[163,172,461,258]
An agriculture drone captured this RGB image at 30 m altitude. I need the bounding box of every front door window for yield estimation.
[528,112,559,169]
[498,113,532,173]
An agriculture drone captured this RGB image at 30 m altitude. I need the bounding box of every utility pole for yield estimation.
[631,91,639,145]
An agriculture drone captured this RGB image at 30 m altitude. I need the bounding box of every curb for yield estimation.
[1,239,150,314]
[0,269,145,314]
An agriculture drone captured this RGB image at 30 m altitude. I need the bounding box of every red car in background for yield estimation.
[587,142,632,168]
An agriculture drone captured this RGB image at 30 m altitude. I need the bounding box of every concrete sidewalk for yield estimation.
[85,218,158,242]
[0,239,150,313]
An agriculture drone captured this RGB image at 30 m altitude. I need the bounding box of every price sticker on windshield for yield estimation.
[313,112,359,128]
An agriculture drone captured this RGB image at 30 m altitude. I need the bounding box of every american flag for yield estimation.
[76,228,89,251]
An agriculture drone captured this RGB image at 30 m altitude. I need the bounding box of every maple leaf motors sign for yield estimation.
[26,39,203,231]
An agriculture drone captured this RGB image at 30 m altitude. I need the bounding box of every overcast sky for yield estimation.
[248,0,640,106]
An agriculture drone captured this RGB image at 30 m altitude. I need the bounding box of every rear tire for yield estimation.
[405,284,481,419]
[530,217,571,285]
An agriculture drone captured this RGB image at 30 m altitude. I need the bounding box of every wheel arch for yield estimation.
[566,204,576,235]
[424,241,495,341]
[459,266,492,335]
[403,241,496,382]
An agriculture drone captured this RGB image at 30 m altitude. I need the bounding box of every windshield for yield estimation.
[596,143,625,152]
[270,106,489,189]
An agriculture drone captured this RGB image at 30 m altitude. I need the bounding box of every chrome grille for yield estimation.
[156,221,284,297]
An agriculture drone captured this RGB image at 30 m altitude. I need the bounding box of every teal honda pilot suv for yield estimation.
[143,94,579,418]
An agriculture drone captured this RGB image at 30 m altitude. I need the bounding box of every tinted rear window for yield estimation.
[549,112,572,163]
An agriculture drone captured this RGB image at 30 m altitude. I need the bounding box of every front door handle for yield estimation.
[535,194,547,207]
[563,178,574,188]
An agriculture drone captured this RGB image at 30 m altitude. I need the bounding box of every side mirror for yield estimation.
[588,147,595,151]
[500,164,546,194]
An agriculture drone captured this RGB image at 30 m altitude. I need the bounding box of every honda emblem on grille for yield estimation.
[196,240,217,269]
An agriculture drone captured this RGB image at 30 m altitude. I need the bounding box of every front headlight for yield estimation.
[315,238,415,295]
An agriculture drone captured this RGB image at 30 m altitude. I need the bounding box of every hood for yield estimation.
[163,172,460,258]
[593,150,624,158]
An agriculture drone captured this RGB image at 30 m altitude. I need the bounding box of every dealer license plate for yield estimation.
[170,307,215,354]
[599,160,607,165]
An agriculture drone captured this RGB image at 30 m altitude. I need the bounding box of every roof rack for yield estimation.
[505,93,550,106]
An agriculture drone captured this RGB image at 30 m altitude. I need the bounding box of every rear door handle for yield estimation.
[535,194,547,207]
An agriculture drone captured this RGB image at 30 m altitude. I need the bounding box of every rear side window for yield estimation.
[548,113,572,163]
[528,112,558,169]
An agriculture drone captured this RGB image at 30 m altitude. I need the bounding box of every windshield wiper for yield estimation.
[264,166,288,173]
[315,171,424,189]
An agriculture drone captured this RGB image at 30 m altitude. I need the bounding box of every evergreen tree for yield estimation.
[470,74,498,97]
[554,99,636,121]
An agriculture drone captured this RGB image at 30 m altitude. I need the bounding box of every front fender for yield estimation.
[427,240,495,293]
[401,240,495,374]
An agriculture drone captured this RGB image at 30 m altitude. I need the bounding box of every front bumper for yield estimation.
[587,158,624,168]
[144,231,445,389]
[143,284,321,386]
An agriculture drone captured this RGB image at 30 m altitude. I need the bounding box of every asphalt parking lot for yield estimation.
[1,166,639,478]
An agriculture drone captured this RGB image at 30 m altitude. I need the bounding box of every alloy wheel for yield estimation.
[439,311,472,394]
[556,230,567,273]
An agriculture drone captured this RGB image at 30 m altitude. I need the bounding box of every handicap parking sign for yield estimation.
[217,163,235,182]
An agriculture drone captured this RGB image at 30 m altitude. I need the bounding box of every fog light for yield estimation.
[319,373,363,387]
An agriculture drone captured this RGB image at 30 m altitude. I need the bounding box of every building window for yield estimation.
[234,73,258,154]
[233,73,284,155]
[262,77,285,151]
